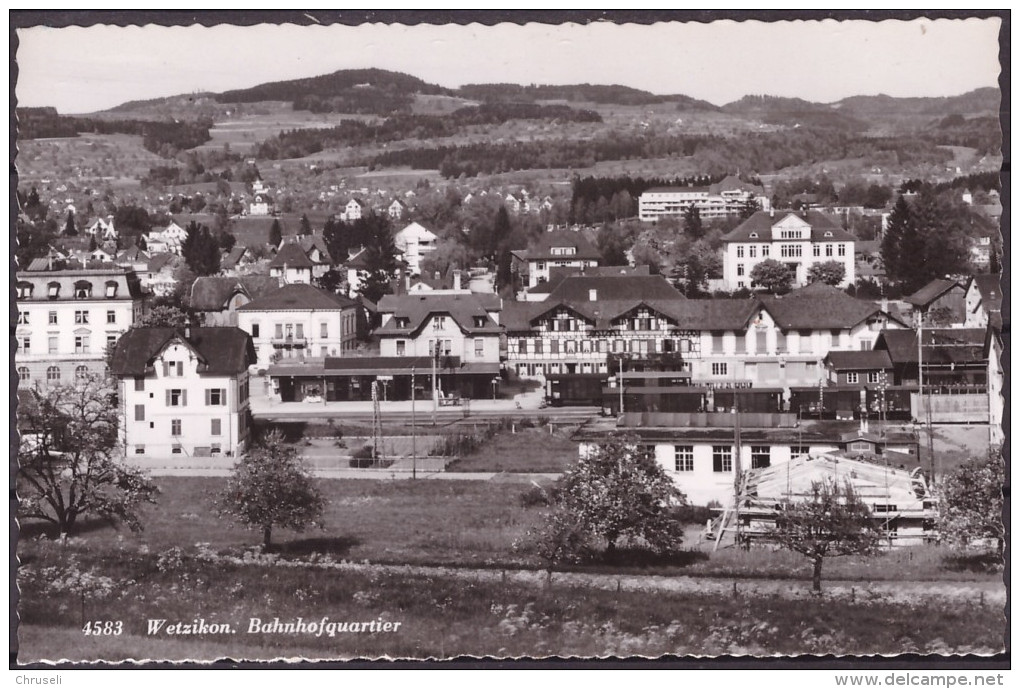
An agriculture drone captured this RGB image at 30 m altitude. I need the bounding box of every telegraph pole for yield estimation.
[432,343,438,427]
[411,366,417,479]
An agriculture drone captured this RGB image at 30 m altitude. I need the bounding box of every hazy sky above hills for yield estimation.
[15,15,1002,114]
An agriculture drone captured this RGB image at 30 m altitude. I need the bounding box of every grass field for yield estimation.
[445,426,580,473]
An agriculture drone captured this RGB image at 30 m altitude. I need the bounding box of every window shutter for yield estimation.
[165,390,171,405]
[163,362,169,377]
[205,389,211,405]
[176,361,183,376]
[182,390,187,406]
[221,388,227,404]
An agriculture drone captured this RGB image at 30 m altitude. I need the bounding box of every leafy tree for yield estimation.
[269,218,283,247]
[682,204,704,239]
[64,210,77,236]
[750,258,794,294]
[217,231,237,253]
[541,432,687,562]
[939,450,1004,557]
[87,236,98,252]
[27,186,41,208]
[217,430,325,548]
[769,478,882,592]
[738,195,760,220]
[420,236,471,278]
[138,304,190,328]
[299,213,313,235]
[17,374,160,537]
[596,224,629,266]
[356,213,399,303]
[807,260,846,286]
[315,268,345,294]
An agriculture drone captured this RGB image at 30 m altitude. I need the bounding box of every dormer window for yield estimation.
[105,280,118,298]
[47,282,60,299]
[395,317,410,328]
[823,231,833,238]
[474,316,487,327]
[16,282,33,299]
[74,280,93,299]
[749,232,758,239]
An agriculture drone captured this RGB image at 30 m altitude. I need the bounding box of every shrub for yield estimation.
[519,484,553,508]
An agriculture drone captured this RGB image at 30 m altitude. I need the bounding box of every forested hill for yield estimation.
[456,82,717,109]
[832,88,1000,117]
[721,95,869,131]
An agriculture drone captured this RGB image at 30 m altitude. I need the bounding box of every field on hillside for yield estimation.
[17,133,165,185]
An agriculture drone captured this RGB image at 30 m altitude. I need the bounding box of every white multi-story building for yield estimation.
[393,221,438,276]
[236,283,359,369]
[375,293,503,364]
[638,175,768,222]
[15,266,144,385]
[110,326,255,457]
[721,210,856,290]
[341,198,367,222]
[510,231,601,289]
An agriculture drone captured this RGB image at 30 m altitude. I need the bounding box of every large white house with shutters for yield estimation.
[15,265,144,385]
[110,326,256,457]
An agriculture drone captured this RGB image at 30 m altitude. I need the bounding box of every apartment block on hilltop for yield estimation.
[638,175,768,223]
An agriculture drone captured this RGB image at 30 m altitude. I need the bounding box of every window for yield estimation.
[859,339,872,351]
[74,281,92,299]
[275,324,284,339]
[737,264,744,276]
[748,246,757,258]
[712,362,728,376]
[47,282,60,299]
[211,418,222,436]
[251,323,260,338]
[712,446,733,473]
[751,446,771,469]
[674,446,694,472]
[838,244,846,257]
[75,365,89,380]
[48,336,57,354]
[17,282,33,299]
[791,445,810,457]
[163,361,184,377]
[320,322,328,338]
[48,311,57,325]
[134,445,145,455]
[433,316,447,330]
[396,340,406,356]
[75,310,89,324]
[135,377,145,391]
[171,443,183,454]
[812,244,821,257]
[780,244,803,258]
[550,339,560,355]
[443,339,452,355]
[106,310,116,324]
[18,366,30,381]
[171,419,182,436]
[846,372,859,384]
[167,389,187,406]
[46,366,60,382]
[107,335,117,350]
[475,338,484,357]
[295,324,304,339]
[761,245,770,257]
[736,245,745,258]
[17,311,28,324]
[206,388,225,406]
[474,316,487,327]
[74,335,90,354]
[134,404,145,421]
[105,281,118,298]
[711,332,724,353]
[867,371,880,385]
[518,339,528,355]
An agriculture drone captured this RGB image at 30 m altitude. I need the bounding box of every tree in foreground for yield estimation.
[769,478,882,592]
[538,433,687,563]
[217,430,325,549]
[939,450,1005,558]
[750,258,795,294]
[807,260,846,286]
[18,374,159,537]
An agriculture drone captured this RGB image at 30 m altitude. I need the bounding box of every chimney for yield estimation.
[589,289,598,302]
[769,208,775,218]
[184,316,192,340]
[453,270,462,291]
[405,273,411,292]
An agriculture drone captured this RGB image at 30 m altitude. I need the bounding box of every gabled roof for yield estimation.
[530,265,652,295]
[721,210,852,243]
[190,275,280,311]
[759,282,886,330]
[375,293,502,337]
[110,327,254,377]
[824,350,893,371]
[146,253,177,273]
[237,283,357,312]
[268,242,314,269]
[295,235,334,264]
[394,221,438,242]
[875,328,987,365]
[511,231,601,261]
[344,248,371,270]
[903,278,963,307]
[967,274,1002,313]
[116,247,149,263]
[544,274,684,303]
[220,246,247,271]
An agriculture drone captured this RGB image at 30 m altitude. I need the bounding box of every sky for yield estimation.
[13,14,1003,114]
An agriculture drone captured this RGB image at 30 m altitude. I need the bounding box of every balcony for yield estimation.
[271,336,307,347]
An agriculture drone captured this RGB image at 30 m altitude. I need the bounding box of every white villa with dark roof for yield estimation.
[721,210,856,290]
[236,283,359,369]
[511,231,601,289]
[393,221,438,276]
[110,326,255,457]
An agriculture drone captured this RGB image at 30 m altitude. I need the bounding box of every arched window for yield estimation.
[17,366,30,381]
[75,365,90,380]
[74,280,93,299]
[46,366,61,382]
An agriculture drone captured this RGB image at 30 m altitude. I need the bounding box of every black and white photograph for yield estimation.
[11,11,1007,672]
